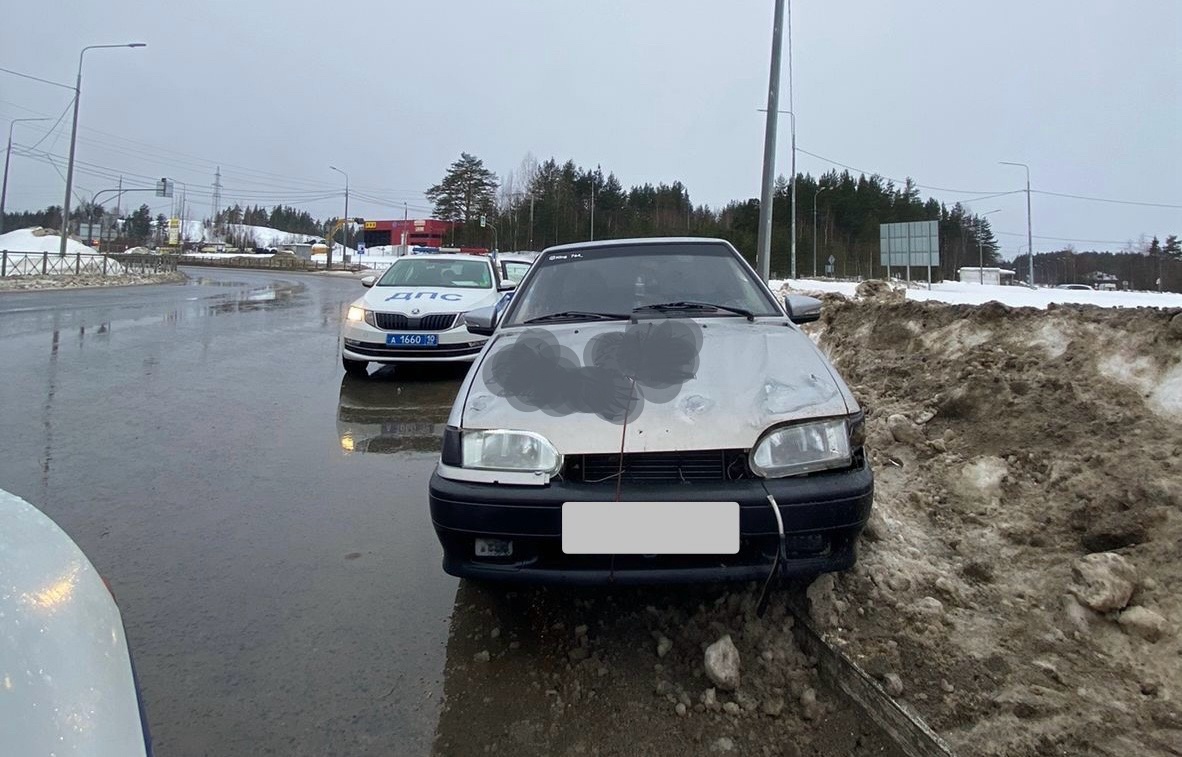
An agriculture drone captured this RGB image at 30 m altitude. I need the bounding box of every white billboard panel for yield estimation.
[879,220,939,268]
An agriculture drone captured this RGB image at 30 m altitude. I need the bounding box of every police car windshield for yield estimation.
[378,258,492,289]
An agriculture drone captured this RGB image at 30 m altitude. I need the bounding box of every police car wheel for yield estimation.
[342,356,369,377]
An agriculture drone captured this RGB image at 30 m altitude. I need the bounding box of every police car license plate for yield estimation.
[386,334,438,346]
[561,501,739,554]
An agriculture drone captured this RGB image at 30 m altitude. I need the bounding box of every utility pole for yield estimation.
[529,195,535,250]
[812,184,830,278]
[755,0,787,282]
[590,169,597,241]
[787,0,796,280]
[2,117,52,235]
[329,165,348,269]
[60,43,146,256]
[211,166,222,228]
[1000,161,1033,287]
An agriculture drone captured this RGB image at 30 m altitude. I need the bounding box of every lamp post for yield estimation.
[1000,161,1033,287]
[59,43,146,256]
[812,184,831,278]
[329,165,348,269]
[755,0,788,282]
[2,117,52,235]
[974,208,1002,284]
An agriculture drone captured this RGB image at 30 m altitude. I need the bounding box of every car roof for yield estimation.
[542,237,732,254]
[397,253,494,263]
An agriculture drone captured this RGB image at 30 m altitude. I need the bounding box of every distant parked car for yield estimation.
[340,253,517,375]
[1055,283,1095,290]
[428,237,873,585]
[1,489,153,756]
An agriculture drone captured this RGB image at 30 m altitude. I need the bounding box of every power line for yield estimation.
[0,66,73,90]
[795,147,1013,197]
[996,230,1128,245]
[1031,189,1182,210]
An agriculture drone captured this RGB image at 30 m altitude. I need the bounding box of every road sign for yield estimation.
[356,240,366,255]
[880,220,939,284]
[879,220,939,268]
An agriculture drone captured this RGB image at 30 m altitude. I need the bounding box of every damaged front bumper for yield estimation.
[428,455,873,585]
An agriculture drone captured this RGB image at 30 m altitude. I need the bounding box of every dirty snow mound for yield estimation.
[802,298,1182,756]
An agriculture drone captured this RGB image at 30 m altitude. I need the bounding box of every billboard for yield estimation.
[880,220,939,268]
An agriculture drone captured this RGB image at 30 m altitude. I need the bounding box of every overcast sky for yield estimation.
[3,0,1178,255]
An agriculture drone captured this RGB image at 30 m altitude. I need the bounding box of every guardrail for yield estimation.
[0,250,177,278]
[173,254,379,273]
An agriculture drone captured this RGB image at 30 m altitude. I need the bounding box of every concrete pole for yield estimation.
[1001,161,1033,287]
[2,118,51,235]
[60,43,145,257]
[755,0,787,282]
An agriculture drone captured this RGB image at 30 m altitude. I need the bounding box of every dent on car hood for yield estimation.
[461,318,853,454]
[0,489,148,757]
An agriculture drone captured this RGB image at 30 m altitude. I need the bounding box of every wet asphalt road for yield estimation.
[0,269,462,755]
[0,268,898,757]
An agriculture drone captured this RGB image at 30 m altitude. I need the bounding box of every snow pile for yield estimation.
[800,297,1182,756]
[0,227,99,256]
[0,227,127,278]
[776,277,1182,309]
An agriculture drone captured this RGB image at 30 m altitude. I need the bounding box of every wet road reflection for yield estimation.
[337,365,468,455]
[0,268,462,755]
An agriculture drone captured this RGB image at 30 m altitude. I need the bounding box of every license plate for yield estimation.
[561,501,739,554]
[386,333,438,346]
[475,538,513,557]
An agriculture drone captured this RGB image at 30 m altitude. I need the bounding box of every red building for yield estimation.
[362,219,457,249]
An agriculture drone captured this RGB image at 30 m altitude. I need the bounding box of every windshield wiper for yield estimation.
[523,310,631,324]
[633,301,755,321]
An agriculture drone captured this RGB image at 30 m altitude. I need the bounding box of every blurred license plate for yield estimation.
[386,333,437,346]
[562,501,739,554]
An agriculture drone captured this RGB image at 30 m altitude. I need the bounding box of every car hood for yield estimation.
[359,285,497,313]
[459,318,855,454]
[0,489,148,757]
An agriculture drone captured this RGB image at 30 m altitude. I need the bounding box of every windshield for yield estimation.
[501,260,532,282]
[377,258,492,289]
[503,243,779,325]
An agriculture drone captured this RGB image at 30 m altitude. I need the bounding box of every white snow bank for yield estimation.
[0,227,98,255]
[774,278,1182,310]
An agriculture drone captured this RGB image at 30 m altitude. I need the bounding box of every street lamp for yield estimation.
[974,209,1002,285]
[812,184,831,278]
[329,165,349,269]
[1000,161,1033,287]
[59,43,146,256]
[1,117,52,234]
[756,0,790,282]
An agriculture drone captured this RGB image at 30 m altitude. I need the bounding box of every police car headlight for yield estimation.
[750,418,851,478]
[346,305,366,322]
[461,429,562,474]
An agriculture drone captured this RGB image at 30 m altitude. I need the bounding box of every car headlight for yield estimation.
[346,305,366,322]
[750,418,852,478]
[461,429,562,474]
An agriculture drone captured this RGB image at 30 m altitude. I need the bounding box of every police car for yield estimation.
[341,253,516,375]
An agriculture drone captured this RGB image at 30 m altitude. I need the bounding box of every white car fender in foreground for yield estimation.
[0,488,151,757]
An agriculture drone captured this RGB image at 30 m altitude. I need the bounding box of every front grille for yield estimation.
[565,449,752,483]
[344,340,483,358]
[372,312,457,331]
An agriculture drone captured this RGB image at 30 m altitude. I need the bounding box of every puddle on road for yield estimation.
[337,366,467,455]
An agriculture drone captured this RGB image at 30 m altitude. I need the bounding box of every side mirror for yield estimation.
[360,275,376,288]
[463,305,499,336]
[784,294,822,324]
[497,280,518,292]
